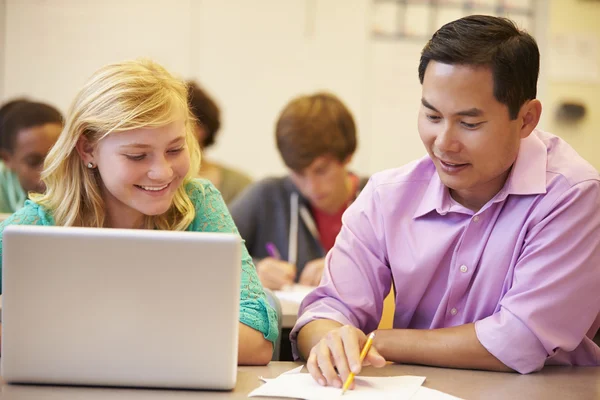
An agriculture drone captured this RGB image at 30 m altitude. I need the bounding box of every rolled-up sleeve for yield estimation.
[290,179,394,358]
[475,180,600,373]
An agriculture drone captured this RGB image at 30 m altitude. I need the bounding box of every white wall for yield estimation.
[190,0,371,177]
[543,0,600,171]
[1,0,566,179]
[2,0,193,110]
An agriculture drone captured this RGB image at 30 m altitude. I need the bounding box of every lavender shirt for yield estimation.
[291,130,600,374]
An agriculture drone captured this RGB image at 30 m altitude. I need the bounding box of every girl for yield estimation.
[0,59,277,365]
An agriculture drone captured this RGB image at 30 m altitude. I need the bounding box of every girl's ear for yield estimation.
[75,136,96,166]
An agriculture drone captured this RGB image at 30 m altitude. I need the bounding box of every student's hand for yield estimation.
[299,257,326,287]
[307,325,386,388]
[256,257,297,290]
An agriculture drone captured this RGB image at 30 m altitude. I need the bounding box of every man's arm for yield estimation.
[290,178,393,359]
[295,179,600,379]
[374,324,512,372]
[297,320,511,375]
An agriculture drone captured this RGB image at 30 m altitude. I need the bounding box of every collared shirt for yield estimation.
[290,130,600,374]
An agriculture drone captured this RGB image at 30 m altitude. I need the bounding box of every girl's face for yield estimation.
[80,120,191,228]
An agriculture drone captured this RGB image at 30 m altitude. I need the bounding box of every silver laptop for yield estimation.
[1,225,241,390]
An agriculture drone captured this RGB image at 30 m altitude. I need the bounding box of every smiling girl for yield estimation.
[0,59,278,365]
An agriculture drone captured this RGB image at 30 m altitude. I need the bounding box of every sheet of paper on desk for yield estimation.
[248,369,425,400]
[248,365,463,400]
[274,284,314,304]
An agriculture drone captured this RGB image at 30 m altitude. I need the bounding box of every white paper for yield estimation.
[274,284,314,304]
[249,368,425,400]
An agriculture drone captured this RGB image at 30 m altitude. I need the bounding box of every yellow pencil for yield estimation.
[341,332,375,395]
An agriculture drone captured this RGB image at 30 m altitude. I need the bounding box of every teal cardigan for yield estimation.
[0,179,279,344]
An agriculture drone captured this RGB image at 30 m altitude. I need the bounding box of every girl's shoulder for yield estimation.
[0,200,55,229]
[184,178,230,232]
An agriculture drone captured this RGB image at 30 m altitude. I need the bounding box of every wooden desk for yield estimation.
[1,362,599,399]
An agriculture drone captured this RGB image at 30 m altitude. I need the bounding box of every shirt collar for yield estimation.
[413,130,548,219]
[412,169,446,219]
[501,130,547,197]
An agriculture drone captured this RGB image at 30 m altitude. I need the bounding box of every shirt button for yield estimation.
[460,265,468,273]
[473,215,480,222]
[450,308,458,316]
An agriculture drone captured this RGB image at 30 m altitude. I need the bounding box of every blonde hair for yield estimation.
[32,59,201,230]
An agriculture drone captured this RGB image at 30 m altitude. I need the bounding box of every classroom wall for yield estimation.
[0,0,5,99]
[191,0,371,178]
[1,0,193,111]
[1,0,596,178]
[543,0,600,171]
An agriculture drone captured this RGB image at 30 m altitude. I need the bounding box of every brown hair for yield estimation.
[275,92,356,171]
[187,81,221,148]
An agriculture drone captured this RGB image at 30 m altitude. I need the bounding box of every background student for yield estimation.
[230,92,368,290]
[188,81,252,204]
[0,100,62,213]
[0,59,278,365]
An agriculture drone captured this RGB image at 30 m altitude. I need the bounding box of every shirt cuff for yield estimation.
[475,308,548,374]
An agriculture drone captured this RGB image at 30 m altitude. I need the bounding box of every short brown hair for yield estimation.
[187,81,221,148]
[276,92,356,171]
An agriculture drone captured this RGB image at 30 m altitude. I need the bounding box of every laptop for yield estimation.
[1,225,241,390]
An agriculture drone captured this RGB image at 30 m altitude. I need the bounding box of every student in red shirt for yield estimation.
[231,92,367,290]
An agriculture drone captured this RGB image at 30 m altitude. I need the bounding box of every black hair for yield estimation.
[418,15,539,119]
[0,101,63,152]
[187,81,221,148]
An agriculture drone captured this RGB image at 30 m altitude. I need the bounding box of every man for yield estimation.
[291,15,600,386]
[230,92,367,290]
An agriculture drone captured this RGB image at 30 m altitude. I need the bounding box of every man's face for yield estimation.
[418,61,532,210]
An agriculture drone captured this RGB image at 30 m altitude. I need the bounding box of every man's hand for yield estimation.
[299,257,326,287]
[256,257,297,290]
[306,325,386,388]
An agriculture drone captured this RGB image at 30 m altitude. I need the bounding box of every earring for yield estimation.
[87,162,95,169]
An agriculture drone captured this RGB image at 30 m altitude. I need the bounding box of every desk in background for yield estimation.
[1,362,599,399]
